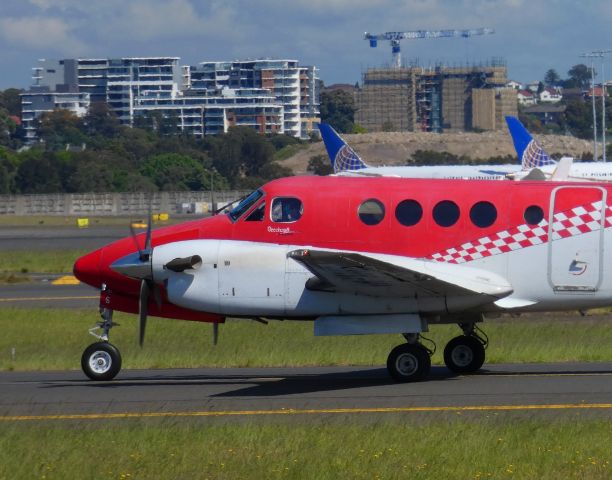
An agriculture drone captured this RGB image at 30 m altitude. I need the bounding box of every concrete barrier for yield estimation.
[0,191,250,216]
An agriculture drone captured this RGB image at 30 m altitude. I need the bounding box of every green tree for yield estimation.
[0,108,17,147]
[140,153,216,191]
[0,88,22,116]
[15,151,62,193]
[320,89,355,133]
[83,102,122,138]
[566,64,592,89]
[544,69,561,86]
[564,98,592,139]
[36,110,86,150]
[211,127,275,183]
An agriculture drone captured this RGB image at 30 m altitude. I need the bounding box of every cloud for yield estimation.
[0,16,85,53]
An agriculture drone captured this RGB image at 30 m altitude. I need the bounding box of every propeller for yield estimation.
[139,278,149,347]
[131,200,156,347]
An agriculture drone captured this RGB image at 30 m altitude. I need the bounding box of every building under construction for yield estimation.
[356,61,517,133]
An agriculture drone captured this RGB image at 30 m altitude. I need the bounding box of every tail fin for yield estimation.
[318,123,368,173]
[505,116,556,170]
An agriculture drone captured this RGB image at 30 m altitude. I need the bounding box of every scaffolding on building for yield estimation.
[355,59,516,133]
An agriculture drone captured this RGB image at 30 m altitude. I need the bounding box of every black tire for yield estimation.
[443,335,485,374]
[81,342,122,381]
[386,343,431,382]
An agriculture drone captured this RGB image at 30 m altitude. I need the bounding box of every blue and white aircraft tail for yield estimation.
[504,116,556,170]
[318,123,369,173]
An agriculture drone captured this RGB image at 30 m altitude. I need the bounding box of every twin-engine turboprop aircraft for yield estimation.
[74,175,612,382]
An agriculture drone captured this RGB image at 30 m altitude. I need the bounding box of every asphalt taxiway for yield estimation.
[0,225,129,251]
[0,281,98,309]
[1,363,612,421]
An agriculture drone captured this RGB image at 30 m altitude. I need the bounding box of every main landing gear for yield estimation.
[386,333,433,382]
[386,324,488,382]
[443,323,488,374]
[81,308,122,381]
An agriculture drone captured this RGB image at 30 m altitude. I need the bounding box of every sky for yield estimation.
[1,0,611,90]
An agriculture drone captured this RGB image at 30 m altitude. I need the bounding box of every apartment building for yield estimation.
[22,57,319,142]
[187,59,320,138]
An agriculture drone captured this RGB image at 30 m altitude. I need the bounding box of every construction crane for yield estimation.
[364,28,495,68]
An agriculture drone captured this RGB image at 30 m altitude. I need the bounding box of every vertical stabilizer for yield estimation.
[505,116,556,170]
[318,123,369,173]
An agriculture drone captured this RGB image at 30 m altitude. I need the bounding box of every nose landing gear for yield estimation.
[81,308,122,381]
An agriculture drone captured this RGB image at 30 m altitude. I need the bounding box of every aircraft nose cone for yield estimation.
[73,248,103,287]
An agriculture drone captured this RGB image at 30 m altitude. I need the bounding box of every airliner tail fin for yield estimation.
[505,116,556,170]
[318,123,369,173]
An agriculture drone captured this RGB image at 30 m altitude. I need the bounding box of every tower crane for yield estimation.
[364,28,495,68]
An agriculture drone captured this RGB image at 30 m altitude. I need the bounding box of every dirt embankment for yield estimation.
[282,131,594,175]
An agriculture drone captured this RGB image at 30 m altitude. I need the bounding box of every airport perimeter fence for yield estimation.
[0,191,251,216]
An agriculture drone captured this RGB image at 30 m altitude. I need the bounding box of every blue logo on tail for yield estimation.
[318,123,368,173]
[505,116,556,170]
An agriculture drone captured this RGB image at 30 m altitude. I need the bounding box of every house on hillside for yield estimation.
[517,89,536,106]
[585,86,609,99]
[522,104,566,125]
[506,80,523,90]
[539,87,562,103]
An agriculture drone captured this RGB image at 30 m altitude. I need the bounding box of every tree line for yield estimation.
[0,101,303,195]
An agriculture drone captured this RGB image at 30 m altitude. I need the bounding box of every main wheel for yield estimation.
[387,343,431,382]
[443,335,485,374]
[81,342,122,381]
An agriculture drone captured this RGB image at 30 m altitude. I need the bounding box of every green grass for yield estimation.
[0,250,87,274]
[1,418,611,479]
[2,309,612,371]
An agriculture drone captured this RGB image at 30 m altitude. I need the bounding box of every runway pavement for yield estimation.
[1,363,612,421]
[0,281,98,309]
[0,225,129,251]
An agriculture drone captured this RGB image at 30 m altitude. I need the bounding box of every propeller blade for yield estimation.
[144,197,153,256]
[129,223,144,259]
[152,283,162,309]
[139,279,150,347]
[212,322,219,346]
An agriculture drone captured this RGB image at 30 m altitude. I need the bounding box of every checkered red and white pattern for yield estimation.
[428,201,609,264]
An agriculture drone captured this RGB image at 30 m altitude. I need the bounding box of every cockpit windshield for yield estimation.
[228,189,264,221]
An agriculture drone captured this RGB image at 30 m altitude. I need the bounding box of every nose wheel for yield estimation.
[81,342,122,381]
[81,307,122,381]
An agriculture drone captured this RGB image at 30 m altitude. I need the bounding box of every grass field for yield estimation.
[0,250,87,274]
[1,418,611,479]
[2,308,612,371]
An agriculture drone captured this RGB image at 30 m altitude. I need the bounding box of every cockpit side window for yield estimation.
[245,201,265,221]
[228,189,264,221]
[271,197,303,223]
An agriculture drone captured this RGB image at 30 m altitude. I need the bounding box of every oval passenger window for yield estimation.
[470,201,497,228]
[524,205,544,225]
[433,200,460,227]
[395,199,423,227]
[358,199,385,226]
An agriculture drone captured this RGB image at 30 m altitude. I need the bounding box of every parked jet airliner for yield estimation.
[75,175,612,383]
[318,122,554,179]
[505,116,612,181]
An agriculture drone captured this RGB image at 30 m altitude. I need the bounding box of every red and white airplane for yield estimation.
[74,175,612,382]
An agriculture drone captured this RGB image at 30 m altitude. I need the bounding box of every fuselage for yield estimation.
[74,176,612,322]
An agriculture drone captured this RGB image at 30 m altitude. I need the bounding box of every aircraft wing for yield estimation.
[287,249,512,299]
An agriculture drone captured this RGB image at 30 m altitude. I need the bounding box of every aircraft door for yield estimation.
[548,186,606,292]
